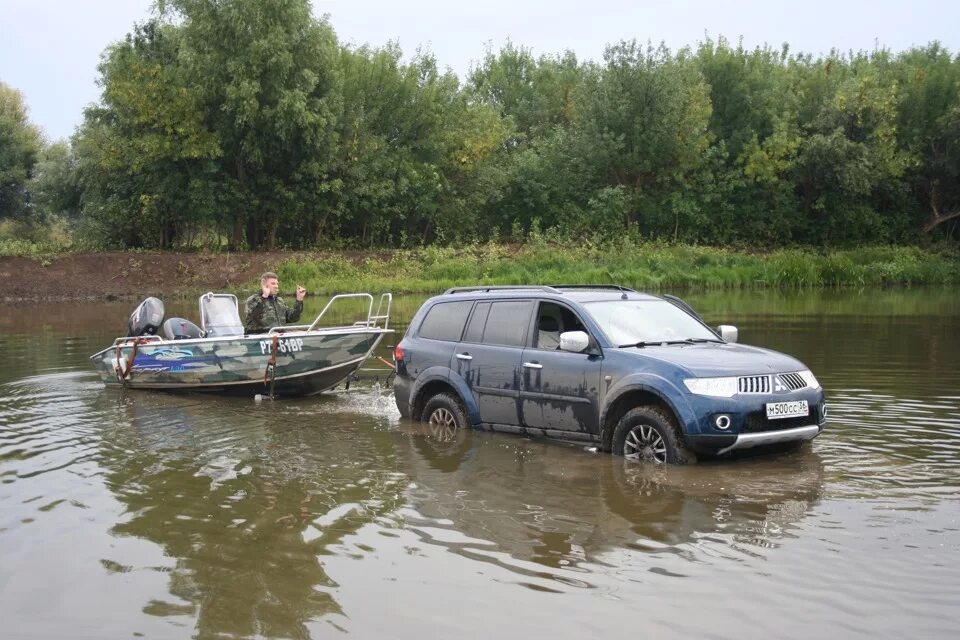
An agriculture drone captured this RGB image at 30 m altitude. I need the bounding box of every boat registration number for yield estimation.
[766,400,809,420]
[259,338,305,355]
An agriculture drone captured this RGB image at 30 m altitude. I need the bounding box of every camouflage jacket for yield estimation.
[243,294,303,334]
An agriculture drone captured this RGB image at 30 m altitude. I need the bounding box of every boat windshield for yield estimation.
[200,294,245,337]
[582,299,719,346]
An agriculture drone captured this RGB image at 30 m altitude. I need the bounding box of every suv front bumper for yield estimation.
[686,424,822,455]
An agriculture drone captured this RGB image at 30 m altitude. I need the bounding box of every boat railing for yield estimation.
[370,292,392,330]
[296,293,393,331]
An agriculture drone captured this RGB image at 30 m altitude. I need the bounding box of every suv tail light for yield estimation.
[393,342,405,362]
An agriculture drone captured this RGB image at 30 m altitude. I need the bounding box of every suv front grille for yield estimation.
[737,372,810,394]
[738,375,771,394]
[776,372,807,391]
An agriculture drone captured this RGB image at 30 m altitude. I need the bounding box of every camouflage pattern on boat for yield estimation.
[90,328,389,397]
[91,291,394,397]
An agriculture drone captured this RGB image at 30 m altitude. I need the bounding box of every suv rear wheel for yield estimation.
[612,407,696,465]
[422,393,468,441]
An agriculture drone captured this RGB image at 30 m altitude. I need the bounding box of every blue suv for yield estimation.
[392,285,826,464]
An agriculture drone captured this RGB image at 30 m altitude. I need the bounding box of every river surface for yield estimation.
[1,289,958,639]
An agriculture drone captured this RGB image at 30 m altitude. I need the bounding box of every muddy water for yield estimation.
[1,289,958,639]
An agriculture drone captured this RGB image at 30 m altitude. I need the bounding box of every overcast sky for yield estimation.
[1,0,957,142]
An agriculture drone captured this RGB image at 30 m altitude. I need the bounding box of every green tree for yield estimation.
[28,141,81,220]
[577,42,713,239]
[326,45,451,245]
[0,81,42,220]
[75,19,220,247]
[894,43,960,237]
[326,45,508,246]
[791,51,910,244]
[64,10,960,250]
[74,0,342,249]
[158,0,341,249]
[435,77,512,242]
[466,43,585,237]
[467,43,581,144]
[695,38,802,244]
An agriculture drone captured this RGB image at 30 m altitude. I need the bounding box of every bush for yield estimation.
[0,216,73,256]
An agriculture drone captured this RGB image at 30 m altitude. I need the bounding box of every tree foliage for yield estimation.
[8,2,960,248]
[0,82,43,220]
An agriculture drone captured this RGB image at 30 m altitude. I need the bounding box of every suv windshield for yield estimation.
[583,300,720,346]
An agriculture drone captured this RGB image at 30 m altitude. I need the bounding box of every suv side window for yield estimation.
[480,301,534,347]
[418,301,473,342]
[463,302,490,343]
[534,301,590,350]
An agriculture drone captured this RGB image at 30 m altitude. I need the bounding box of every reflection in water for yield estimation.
[1,289,960,638]
[95,391,407,638]
[397,423,824,580]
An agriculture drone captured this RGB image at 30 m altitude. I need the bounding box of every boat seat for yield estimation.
[200,293,245,337]
[162,317,204,340]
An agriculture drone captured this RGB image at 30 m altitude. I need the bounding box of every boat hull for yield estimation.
[90,329,390,397]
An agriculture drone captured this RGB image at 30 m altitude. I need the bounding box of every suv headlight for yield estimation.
[798,369,820,389]
[683,376,738,398]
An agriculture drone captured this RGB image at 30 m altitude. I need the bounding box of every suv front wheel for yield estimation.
[612,407,696,465]
[421,393,468,441]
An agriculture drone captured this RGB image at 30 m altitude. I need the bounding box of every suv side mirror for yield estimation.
[716,325,738,343]
[559,331,590,353]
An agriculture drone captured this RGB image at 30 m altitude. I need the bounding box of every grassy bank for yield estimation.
[273,243,960,295]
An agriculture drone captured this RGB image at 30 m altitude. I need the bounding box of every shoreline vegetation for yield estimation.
[278,243,960,293]
[3,242,957,301]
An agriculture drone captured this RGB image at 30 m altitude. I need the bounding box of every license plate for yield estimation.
[766,400,809,420]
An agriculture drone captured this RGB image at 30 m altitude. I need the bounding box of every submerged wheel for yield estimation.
[421,393,467,442]
[612,407,696,465]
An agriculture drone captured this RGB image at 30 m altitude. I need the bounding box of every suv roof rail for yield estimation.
[550,284,638,293]
[443,285,562,295]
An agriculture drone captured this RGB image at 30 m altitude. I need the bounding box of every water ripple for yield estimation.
[2,295,960,639]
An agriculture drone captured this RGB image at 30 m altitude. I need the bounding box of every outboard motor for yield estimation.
[162,317,203,340]
[128,297,165,337]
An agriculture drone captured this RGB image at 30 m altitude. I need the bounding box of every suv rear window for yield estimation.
[417,301,473,342]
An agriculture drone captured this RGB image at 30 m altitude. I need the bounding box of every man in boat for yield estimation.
[243,272,307,334]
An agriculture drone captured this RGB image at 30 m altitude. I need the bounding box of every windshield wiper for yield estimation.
[619,338,722,348]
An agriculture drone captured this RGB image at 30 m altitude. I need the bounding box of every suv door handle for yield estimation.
[456,353,473,361]
[522,362,543,369]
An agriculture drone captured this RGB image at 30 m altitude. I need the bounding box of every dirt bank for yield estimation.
[0,251,308,302]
